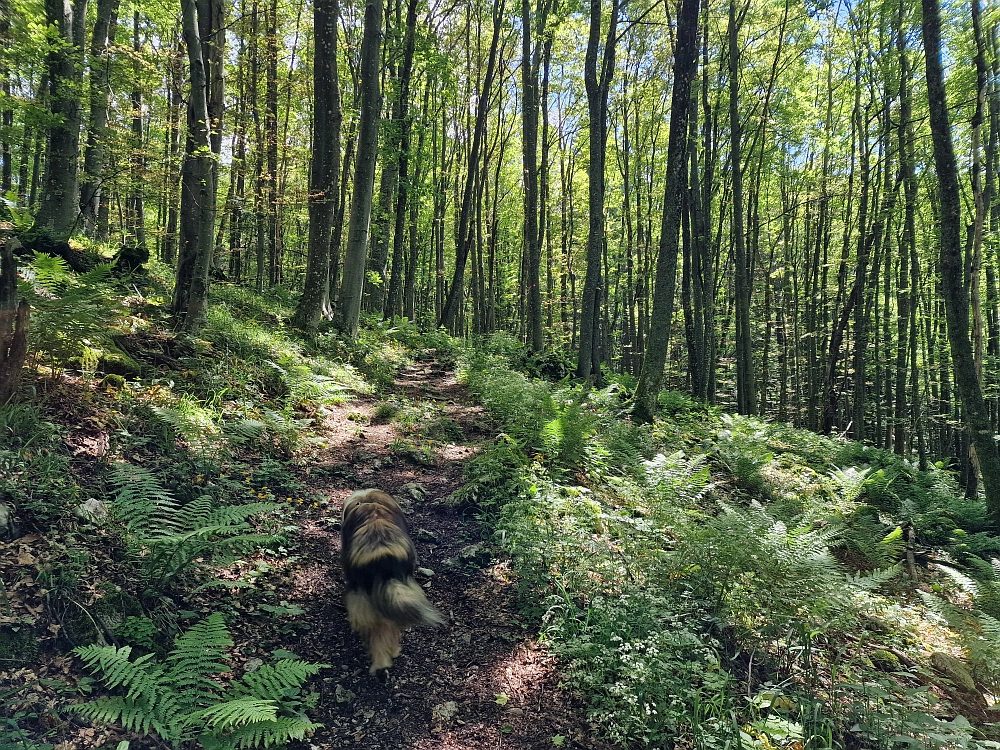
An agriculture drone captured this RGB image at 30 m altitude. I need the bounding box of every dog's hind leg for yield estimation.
[367,621,402,674]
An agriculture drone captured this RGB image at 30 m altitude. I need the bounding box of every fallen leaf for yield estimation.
[16,551,36,565]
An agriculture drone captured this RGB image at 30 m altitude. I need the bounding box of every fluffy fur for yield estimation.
[341,489,444,674]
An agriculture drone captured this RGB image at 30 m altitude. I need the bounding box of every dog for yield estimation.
[340,489,444,675]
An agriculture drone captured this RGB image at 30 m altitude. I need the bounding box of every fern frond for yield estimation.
[846,562,901,590]
[24,251,72,291]
[936,563,982,598]
[74,644,163,698]
[173,494,217,531]
[193,697,279,730]
[164,613,232,698]
[203,502,281,527]
[77,263,115,286]
[222,715,323,749]
[109,462,182,535]
[235,660,326,700]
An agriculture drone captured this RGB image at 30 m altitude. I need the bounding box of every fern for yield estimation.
[151,399,223,453]
[73,614,327,749]
[217,715,322,750]
[108,463,282,587]
[21,252,125,369]
[109,463,182,534]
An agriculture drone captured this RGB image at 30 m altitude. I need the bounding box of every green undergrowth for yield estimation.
[458,334,1000,750]
[0,253,457,749]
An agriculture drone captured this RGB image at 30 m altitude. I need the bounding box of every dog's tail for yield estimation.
[372,577,445,628]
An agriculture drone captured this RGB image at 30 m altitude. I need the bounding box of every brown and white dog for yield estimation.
[340,489,444,675]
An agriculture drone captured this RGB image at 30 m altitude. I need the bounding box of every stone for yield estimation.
[74,498,109,523]
[335,684,356,704]
[455,542,491,566]
[930,652,978,694]
[416,567,435,578]
[868,649,901,672]
[415,528,438,542]
[0,503,19,541]
[431,701,458,724]
[400,482,426,500]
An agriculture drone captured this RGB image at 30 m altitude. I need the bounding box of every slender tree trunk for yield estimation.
[521,0,552,352]
[339,0,384,337]
[126,11,146,249]
[79,0,119,234]
[922,0,1000,523]
[894,0,916,454]
[385,0,418,319]
[728,0,753,414]
[438,0,505,333]
[292,0,341,332]
[633,0,699,421]
[576,0,621,382]
[0,0,10,195]
[403,81,431,321]
[162,42,184,264]
[265,0,280,286]
[364,0,399,314]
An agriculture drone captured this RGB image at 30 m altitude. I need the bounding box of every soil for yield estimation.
[280,360,615,750]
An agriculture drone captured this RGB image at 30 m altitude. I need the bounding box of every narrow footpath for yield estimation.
[275,360,616,750]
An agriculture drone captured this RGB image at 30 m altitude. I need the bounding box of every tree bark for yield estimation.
[632,0,699,421]
[34,0,90,238]
[521,0,552,352]
[339,0,385,337]
[728,0,754,415]
[173,0,222,331]
[921,0,1000,524]
[0,235,28,405]
[385,0,419,320]
[79,0,119,235]
[576,0,622,382]
[292,0,341,333]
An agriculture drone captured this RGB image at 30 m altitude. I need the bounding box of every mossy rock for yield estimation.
[20,228,99,272]
[92,588,144,633]
[930,652,978,694]
[60,601,104,646]
[0,625,39,664]
[97,353,142,379]
[868,649,901,672]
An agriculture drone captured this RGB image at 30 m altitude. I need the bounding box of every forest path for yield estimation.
[277,359,613,750]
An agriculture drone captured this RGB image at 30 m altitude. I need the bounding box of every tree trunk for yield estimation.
[728,0,754,414]
[34,0,90,238]
[79,0,119,234]
[173,0,222,331]
[292,0,341,333]
[632,0,699,421]
[265,0,280,286]
[0,235,29,405]
[339,0,384,337]
[922,0,1000,523]
[385,0,418,320]
[576,0,621,382]
[521,0,552,352]
[126,11,146,250]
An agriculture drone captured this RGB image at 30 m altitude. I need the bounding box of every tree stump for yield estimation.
[0,231,29,404]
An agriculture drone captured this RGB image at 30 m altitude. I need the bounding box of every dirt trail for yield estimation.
[280,361,614,750]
